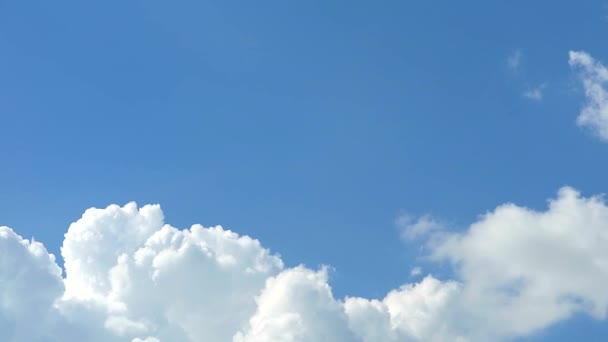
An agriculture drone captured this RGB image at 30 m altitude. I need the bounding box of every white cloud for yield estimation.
[2,191,608,341]
[397,213,443,240]
[432,186,608,338]
[0,227,64,341]
[132,338,160,342]
[507,49,522,70]
[410,266,422,277]
[234,266,357,342]
[61,203,165,301]
[569,50,608,140]
[344,276,466,342]
[523,83,546,101]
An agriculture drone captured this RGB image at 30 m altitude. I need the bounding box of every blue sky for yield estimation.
[2,1,608,341]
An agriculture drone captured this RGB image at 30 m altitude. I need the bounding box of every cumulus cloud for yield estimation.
[234,266,357,342]
[432,186,608,338]
[0,227,64,341]
[2,189,608,341]
[569,50,608,140]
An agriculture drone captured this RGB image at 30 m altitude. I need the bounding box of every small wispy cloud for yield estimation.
[505,49,549,102]
[396,213,443,240]
[523,83,547,101]
[507,49,523,71]
[410,266,422,277]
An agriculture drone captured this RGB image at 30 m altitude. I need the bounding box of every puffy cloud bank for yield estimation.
[2,187,608,341]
